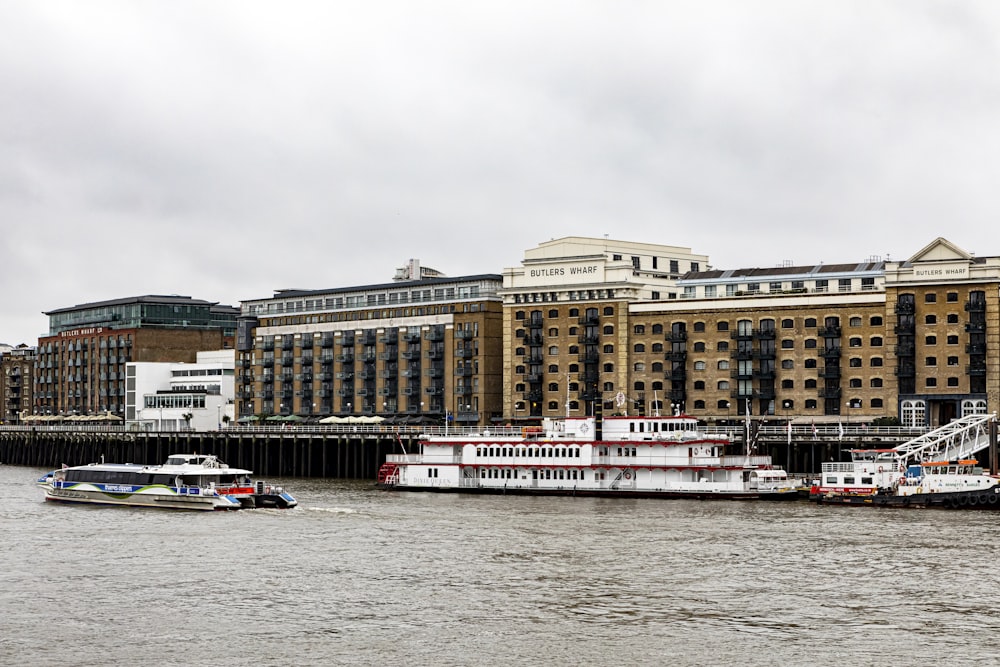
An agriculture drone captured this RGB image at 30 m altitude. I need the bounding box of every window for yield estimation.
[603,325,614,335]
[718,380,730,390]
[634,344,646,353]
[925,315,937,325]
[925,335,937,345]
[548,309,558,318]
[805,359,817,369]
[717,321,729,331]
[870,337,883,347]
[652,324,664,334]
[871,398,884,408]
[717,341,729,351]
[548,364,559,373]
[694,361,706,370]
[602,344,614,353]
[947,377,959,387]
[850,317,862,327]
[603,307,614,316]
[870,316,883,326]
[781,379,794,389]
[694,400,706,409]
[805,399,817,409]
[849,337,862,347]
[691,322,703,333]
[782,339,794,349]
[870,357,883,367]
[805,318,817,327]
[652,343,663,352]
[947,356,959,366]
[634,325,646,334]
[548,382,559,392]
[694,381,705,390]
[947,314,959,324]
[633,363,646,372]
[515,311,525,320]
[769,281,782,292]
[651,362,663,372]
[805,379,817,389]
[849,378,862,388]
[782,359,794,369]
[548,346,559,355]
[849,357,862,368]
[804,339,817,349]
[693,342,706,352]
[925,377,937,387]
[603,363,614,373]
[781,318,794,328]
[947,335,958,345]
[548,327,559,336]
[871,378,883,388]
[925,357,936,366]
[717,360,730,370]
[947,292,959,303]
[925,293,937,303]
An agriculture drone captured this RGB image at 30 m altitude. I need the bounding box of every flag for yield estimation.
[838,421,844,441]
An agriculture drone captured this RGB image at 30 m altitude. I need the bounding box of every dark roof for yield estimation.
[682,261,884,281]
[260,274,504,300]
[44,295,226,316]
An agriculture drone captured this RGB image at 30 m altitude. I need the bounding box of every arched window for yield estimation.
[849,337,862,347]
[603,306,614,316]
[805,379,817,389]
[694,400,706,409]
[870,337,883,347]
[651,343,663,353]
[694,380,705,390]
[547,401,559,410]
[694,361,706,370]
[805,359,817,369]
[603,363,614,373]
[717,321,729,331]
[717,380,730,390]
[515,365,525,374]
[870,316,883,326]
[717,360,730,370]
[515,310,525,320]
[603,344,614,353]
[633,363,646,372]
[804,318,817,327]
[850,317,862,327]
[693,342,706,352]
[804,339,817,349]
[651,362,663,372]
[603,325,614,335]
[548,383,559,392]
[602,382,614,391]
[548,309,559,318]
[901,400,926,427]
[805,399,817,409]
[781,318,794,328]
[652,324,664,334]
[634,381,645,391]
[634,343,645,353]
[871,398,883,408]
[634,325,646,334]
[962,399,988,416]
[548,364,559,373]
[717,341,729,351]
[871,378,883,388]
[548,327,559,337]
[870,357,883,367]
[548,346,559,355]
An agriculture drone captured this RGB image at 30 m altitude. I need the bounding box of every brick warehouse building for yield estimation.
[1,344,36,424]
[236,261,504,426]
[33,295,238,418]
[502,236,999,429]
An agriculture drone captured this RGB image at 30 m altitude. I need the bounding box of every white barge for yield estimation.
[38,454,298,511]
[377,414,800,500]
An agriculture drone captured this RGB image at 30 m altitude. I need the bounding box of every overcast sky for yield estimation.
[2,1,999,345]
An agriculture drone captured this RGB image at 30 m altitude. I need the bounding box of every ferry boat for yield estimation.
[376,414,800,499]
[37,454,298,511]
[810,449,1000,509]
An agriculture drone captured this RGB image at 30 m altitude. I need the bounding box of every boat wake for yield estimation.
[302,506,358,515]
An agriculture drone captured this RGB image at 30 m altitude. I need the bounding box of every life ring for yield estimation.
[623,471,632,480]
[580,423,589,433]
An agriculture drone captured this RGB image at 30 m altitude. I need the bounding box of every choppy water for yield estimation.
[2,464,1000,666]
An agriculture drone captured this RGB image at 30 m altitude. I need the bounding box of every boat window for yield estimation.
[825,476,837,484]
[843,477,855,484]
[861,477,873,485]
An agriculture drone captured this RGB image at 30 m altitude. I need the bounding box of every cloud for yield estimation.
[1,1,999,344]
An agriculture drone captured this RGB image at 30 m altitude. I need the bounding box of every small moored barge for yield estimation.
[38,454,297,511]
[811,449,1000,509]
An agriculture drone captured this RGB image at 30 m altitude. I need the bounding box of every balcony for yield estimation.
[320,336,335,348]
[425,330,445,342]
[894,323,915,334]
[424,387,444,395]
[578,351,600,363]
[894,344,915,356]
[577,334,601,345]
[403,331,422,343]
[818,388,842,399]
[336,372,354,380]
[819,348,842,359]
[378,387,398,396]
[730,350,754,361]
[378,334,398,344]
[522,372,542,384]
[577,313,599,326]
[455,348,475,359]
[967,364,987,376]
[455,329,474,340]
[336,353,354,363]
[666,331,688,342]
[455,386,473,396]
[894,302,915,315]
[966,322,987,333]
[965,299,987,313]
[426,349,444,360]
[455,366,475,377]
[753,328,776,340]
[967,343,987,355]
[401,349,421,360]
[818,367,841,379]
[894,366,916,378]
[818,326,841,338]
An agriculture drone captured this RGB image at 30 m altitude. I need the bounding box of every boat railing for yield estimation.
[820,462,856,472]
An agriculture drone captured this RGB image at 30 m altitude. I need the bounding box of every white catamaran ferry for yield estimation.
[38,454,298,511]
[377,414,800,500]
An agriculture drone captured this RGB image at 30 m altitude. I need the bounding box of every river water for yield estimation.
[3,464,999,667]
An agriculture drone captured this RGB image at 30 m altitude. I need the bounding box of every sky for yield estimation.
[2,1,1000,345]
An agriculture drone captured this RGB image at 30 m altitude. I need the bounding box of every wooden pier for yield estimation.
[0,427,417,479]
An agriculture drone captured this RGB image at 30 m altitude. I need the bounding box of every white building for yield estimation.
[126,350,235,431]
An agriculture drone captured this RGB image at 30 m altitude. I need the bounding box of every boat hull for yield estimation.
[811,485,1000,509]
[43,485,241,510]
[378,483,800,501]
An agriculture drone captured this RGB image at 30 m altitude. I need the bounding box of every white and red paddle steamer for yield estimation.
[377,414,799,500]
